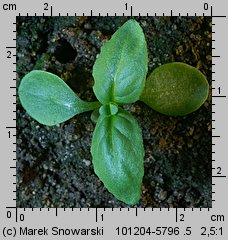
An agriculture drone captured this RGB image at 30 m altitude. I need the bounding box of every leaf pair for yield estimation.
[91,20,147,205]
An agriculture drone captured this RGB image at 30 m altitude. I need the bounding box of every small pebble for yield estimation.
[83,159,91,166]
[84,23,92,30]
[158,190,167,201]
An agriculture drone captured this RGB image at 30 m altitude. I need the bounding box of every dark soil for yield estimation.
[16,16,212,208]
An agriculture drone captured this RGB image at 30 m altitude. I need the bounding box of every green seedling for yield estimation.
[18,19,209,205]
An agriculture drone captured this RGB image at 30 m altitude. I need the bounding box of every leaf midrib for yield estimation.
[111,36,129,103]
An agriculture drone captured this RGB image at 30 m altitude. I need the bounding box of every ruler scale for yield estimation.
[1,0,227,239]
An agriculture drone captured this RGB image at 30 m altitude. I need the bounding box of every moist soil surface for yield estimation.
[16,16,212,208]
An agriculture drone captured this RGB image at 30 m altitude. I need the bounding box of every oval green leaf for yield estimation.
[19,70,100,126]
[140,62,209,116]
[91,109,144,205]
[93,19,148,105]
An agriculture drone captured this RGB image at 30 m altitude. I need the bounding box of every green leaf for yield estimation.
[99,103,119,116]
[18,70,101,126]
[93,19,148,105]
[91,109,144,205]
[140,62,209,116]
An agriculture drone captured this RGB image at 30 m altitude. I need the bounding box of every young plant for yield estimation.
[18,19,209,205]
